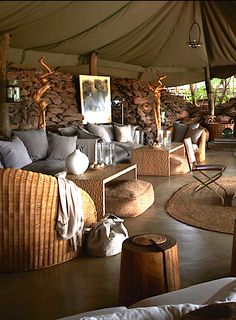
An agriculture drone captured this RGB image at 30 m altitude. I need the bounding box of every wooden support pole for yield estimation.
[89,51,97,76]
[0,33,10,137]
[190,83,196,105]
[204,66,215,116]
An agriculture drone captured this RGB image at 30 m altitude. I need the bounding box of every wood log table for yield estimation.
[67,163,137,221]
[131,143,185,176]
[118,233,180,306]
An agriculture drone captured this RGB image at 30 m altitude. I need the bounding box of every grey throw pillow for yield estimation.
[12,129,48,161]
[77,127,101,139]
[47,132,77,160]
[0,136,32,168]
[58,126,79,137]
[173,122,200,142]
[99,124,116,141]
[173,123,188,142]
[114,124,133,142]
[86,123,111,142]
[0,160,3,168]
[184,127,204,144]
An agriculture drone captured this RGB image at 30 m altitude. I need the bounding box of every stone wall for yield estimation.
[6,69,236,133]
[7,70,83,130]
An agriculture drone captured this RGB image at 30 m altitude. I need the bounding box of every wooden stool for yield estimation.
[118,233,180,306]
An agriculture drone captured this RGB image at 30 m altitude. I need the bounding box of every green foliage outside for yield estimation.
[179,76,236,106]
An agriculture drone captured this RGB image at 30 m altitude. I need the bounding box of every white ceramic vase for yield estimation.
[65,147,89,175]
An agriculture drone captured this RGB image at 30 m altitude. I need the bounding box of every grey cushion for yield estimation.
[0,136,32,168]
[173,123,200,142]
[115,141,141,155]
[184,127,204,144]
[99,124,116,141]
[23,159,66,176]
[77,127,101,139]
[86,123,111,142]
[58,126,79,137]
[47,132,77,160]
[12,128,48,161]
[114,145,130,163]
[0,161,3,168]
[114,124,133,142]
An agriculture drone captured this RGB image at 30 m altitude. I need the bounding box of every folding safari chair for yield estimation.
[184,137,227,205]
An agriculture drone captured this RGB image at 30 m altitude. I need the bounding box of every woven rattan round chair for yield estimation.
[0,168,97,272]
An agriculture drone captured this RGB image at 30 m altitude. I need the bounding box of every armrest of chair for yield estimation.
[76,138,101,164]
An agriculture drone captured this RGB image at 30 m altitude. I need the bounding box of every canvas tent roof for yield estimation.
[1,0,236,86]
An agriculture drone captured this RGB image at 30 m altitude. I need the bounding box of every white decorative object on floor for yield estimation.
[65,147,89,175]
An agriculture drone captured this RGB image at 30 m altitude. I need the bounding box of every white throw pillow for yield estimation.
[114,125,133,143]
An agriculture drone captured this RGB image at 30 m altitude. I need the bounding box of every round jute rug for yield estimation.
[165,176,236,234]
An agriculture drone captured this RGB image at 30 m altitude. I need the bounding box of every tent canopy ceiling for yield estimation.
[1,1,236,86]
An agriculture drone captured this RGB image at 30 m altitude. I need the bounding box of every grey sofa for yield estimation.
[59,123,144,164]
[0,129,75,176]
[0,124,143,176]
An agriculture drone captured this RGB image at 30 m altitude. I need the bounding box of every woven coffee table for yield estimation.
[131,143,185,176]
[67,163,137,220]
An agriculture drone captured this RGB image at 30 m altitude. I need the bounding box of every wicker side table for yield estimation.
[131,143,185,176]
[118,233,180,306]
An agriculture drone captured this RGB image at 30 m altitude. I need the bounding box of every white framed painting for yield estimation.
[79,74,112,124]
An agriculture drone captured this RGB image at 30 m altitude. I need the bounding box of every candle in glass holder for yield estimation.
[158,129,163,146]
[161,111,165,123]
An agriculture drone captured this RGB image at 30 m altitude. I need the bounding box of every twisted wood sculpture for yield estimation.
[150,74,167,138]
[34,56,54,129]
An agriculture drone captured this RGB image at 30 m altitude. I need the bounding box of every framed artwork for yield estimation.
[79,75,112,124]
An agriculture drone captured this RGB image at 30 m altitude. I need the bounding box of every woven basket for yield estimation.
[207,120,235,140]
[0,168,97,272]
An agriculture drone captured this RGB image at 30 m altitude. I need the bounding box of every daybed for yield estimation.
[0,168,97,271]
[58,277,236,319]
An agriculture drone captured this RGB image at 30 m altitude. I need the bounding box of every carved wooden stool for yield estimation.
[118,233,180,306]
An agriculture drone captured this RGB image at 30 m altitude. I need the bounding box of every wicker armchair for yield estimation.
[0,168,97,272]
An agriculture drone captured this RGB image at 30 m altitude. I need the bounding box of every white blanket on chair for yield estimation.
[56,174,84,251]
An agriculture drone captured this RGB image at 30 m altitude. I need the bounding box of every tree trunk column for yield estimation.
[0,33,10,137]
[119,233,180,306]
[204,66,215,116]
[89,51,97,76]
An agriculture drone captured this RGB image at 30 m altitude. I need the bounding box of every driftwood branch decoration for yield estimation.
[149,73,167,138]
[34,56,54,129]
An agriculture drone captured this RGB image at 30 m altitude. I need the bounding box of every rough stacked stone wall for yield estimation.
[7,69,83,130]
[6,70,236,132]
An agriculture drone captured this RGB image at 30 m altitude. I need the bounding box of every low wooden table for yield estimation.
[67,163,137,220]
[131,143,185,176]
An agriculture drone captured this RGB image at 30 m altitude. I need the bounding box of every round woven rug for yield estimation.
[166,177,236,234]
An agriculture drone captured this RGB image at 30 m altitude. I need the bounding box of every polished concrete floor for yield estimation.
[0,148,236,320]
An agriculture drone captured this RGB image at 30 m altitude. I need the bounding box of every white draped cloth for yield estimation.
[56,174,84,251]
